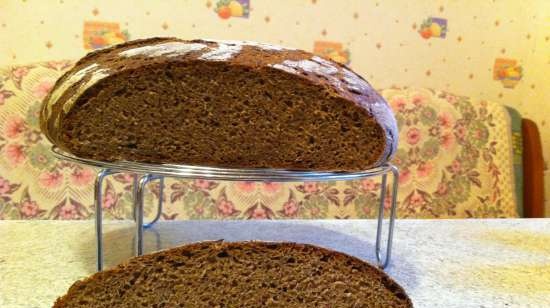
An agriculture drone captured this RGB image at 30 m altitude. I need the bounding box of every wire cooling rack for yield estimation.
[52,146,399,271]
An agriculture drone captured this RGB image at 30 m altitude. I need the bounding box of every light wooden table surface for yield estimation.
[1,219,549,307]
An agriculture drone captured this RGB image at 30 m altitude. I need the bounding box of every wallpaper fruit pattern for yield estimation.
[313,41,351,65]
[418,17,448,39]
[213,0,250,19]
[493,58,523,89]
[83,21,130,50]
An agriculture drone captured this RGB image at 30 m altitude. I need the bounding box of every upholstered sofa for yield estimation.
[0,61,544,220]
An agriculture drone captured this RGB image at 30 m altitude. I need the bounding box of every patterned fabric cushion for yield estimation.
[0,62,519,220]
[383,87,518,218]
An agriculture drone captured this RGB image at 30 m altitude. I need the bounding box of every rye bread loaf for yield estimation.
[53,241,412,308]
[40,38,398,171]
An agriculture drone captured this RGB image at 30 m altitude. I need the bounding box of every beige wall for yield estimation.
[1,0,548,209]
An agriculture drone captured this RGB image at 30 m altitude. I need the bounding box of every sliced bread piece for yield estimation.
[54,241,412,307]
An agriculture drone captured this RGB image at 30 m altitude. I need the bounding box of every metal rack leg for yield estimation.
[94,168,116,271]
[135,174,162,256]
[132,174,163,229]
[144,176,163,229]
[375,165,399,269]
[132,174,138,221]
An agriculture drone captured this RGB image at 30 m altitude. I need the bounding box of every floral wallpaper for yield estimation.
[0,0,547,217]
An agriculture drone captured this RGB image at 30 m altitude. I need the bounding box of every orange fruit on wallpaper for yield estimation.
[91,36,107,46]
[505,67,521,79]
[420,28,432,39]
[83,21,129,50]
[496,69,507,79]
[218,6,231,19]
[493,58,519,80]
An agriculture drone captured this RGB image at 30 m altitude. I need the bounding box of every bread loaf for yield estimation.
[53,241,412,307]
[40,38,398,171]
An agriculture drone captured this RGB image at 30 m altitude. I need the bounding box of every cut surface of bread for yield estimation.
[40,38,398,171]
[54,241,412,308]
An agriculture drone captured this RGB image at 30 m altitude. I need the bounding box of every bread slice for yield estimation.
[40,38,398,171]
[54,241,412,307]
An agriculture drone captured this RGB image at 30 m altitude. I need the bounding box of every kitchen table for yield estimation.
[1,219,549,307]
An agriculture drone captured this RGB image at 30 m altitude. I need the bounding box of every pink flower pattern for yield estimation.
[441,133,454,150]
[12,67,29,79]
[194,206,204,215]
[251,207,268,219]
[32,79,54,100]
[59,202,78,220]
[217,199,236,216]
[5,144,26,165]
[436,182,449,195]
[444,93,459,104]
[4,117,26,139]
[416,162,434,178]
[310,207,320,216]
[406,127,421,145]
[116,173,135,184]
[20,200,39,218]
[390,97,407,112]
[455,124,467,140]
[39,172,63,188]
[194,179,212,190]
[399,168,411,185]
[193,179,216,189]
[262,182,281,193]
[451,160,462,173]
[412,94,427,106]
[438,112,454,129]
[102,191,117,209]
[303,182,319,193]
[360,179,377,192]
[409,191,425,207]
[236,181,255,192]
[282,199,298,216]
[71,168,94,186]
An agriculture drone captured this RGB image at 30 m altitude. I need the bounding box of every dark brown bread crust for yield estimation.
[53,241,412,308]
[40,38,398,171]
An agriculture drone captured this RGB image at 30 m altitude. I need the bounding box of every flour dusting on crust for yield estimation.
[199,42,243,61]
[119,42,207,57]
[277,59,338,75]
[271,55,372,96]
[45,63,107,118]
[62,68,110,114]
[206,39,294,51]
[269,63,297,74]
